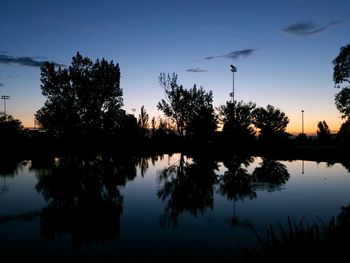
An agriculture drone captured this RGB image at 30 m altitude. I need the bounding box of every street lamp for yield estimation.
[230,65,237,103]
[1,95,10,117]
[301,110,304,135]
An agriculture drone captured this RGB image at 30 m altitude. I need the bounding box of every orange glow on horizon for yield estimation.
[19,109,345,137]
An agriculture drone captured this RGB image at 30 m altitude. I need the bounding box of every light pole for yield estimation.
[230,65,237,103]
[1,95,10,117]
[301,110,304,135]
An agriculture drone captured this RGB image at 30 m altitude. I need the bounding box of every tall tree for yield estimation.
[35,52,124,136]
[253,104,289,142]
[185,85,217,142]
[317,120,331,143]
[157,73,216,140]
[218,100,256,142]
[137,105,149,129]
[333,43,350,119]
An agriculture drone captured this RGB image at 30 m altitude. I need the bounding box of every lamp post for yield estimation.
[1,95,10,117]
[301,110,304,135]
[230,65,237,103]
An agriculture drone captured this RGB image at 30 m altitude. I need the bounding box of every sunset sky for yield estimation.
[1,0,349,134]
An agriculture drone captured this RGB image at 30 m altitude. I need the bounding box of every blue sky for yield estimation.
[0,0,349,133]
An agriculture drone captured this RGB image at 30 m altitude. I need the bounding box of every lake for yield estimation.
[1,153,350,261]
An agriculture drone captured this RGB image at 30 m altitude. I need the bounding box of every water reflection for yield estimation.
[157,153,218,227]
[35,154,137,247]
[1,153,350,260]
[252,158,290,192]
[0,157,26,194]
[157,154,294,228]
[218,154,256,227]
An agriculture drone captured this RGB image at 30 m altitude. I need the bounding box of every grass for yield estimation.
[239,206,350,262]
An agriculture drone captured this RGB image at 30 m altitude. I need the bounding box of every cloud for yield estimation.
[283,20,344,36]
[204,48,257,61]
[220,49,257,60]
[204,56,215,60]
[0,54,65,67]
[0,83,3,87]
[186,67,208,73]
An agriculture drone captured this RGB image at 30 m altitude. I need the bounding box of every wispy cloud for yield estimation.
[186,67,208,73]
[0,54,65,67]
[283,20,344,36]
[204,48,257,61]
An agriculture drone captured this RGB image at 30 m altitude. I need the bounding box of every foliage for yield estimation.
[157,73,185,135]
[243,205,350,262]
[185,86,217,142]
[337,119,350,144]
[137,105,149,129]
[333,43,350,119]
[218,100,256,142]
[335,87,350,119]
[35,52,124,136]
[137,105,150,137]
[317,120,331,143]
[333,43,350,86]
[252,105,289,142]
[0,115,23,137]
[157,73,217,141]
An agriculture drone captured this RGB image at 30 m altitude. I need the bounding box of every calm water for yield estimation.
[1,154,350,261]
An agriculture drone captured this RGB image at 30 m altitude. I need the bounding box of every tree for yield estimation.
[35,52,124,136]
[252,104,289,142]
[157,73,216,140]
[333,43,350,119]
[337,119,350,144]
[185,85,217,142]
[218,100,256,142]
[137,105,149,129]
[157,73,185,136]
[0,115,24,139]
[317,120,331,143]
[335,88,350,119]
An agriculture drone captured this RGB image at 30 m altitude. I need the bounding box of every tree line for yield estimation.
[1,43,350,152]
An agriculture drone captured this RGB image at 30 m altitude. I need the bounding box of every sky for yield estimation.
[0,0,349,134]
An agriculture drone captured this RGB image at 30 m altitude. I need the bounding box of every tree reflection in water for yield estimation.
[252,158,290,192]
[218,154,256,226]
[35,154,138,247]
[0,157,26,194]
[157,153,218,227]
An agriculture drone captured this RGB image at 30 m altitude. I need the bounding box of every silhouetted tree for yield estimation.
[218,100,256,143]
[333,43,350,119]
[157,73,185,135]
[137,105,150,137]
[253,104,289,143]
[337,119,350,144]
[317,120,331,143]
[0,115,23,138]
[137,105,149,129]
[35,52,124,136]
[157,73,216,140]
[185,86,217,142]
